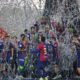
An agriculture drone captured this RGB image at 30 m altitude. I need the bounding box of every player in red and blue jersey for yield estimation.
[72,36,80,76]
[76,42,80,75]
[18,34,26,75]
[10,36,18,74]
[31,36,49,80]
[50,37,59,64]
[5,35,14,64]
[0,41,6,71]
[3,35,16,74]
[50,37,62,79]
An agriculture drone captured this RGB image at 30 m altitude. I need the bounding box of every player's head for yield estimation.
[50,37,56,44]
[5,35,10,38]
[20,34,25,40]
[51,37,56,41]
[5,35,10,42]
[31,27,35,33]
[41,36,45,42]
[14,36,17,41]
[24,29,28,34]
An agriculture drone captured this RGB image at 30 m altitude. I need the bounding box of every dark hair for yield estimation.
[5,35,10,38]
[20,34,25,37]
[41,36,45,42]
[31,27,34,29]
[51,37,56,41]
[24,29,28,32]
[14,36,17,39]
[73,30,77,35]
[20,34,25,40]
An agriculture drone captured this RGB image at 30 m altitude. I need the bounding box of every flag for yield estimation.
[0,28,8,40]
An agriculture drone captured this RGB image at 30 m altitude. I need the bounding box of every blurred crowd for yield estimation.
[0,21,80,80]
